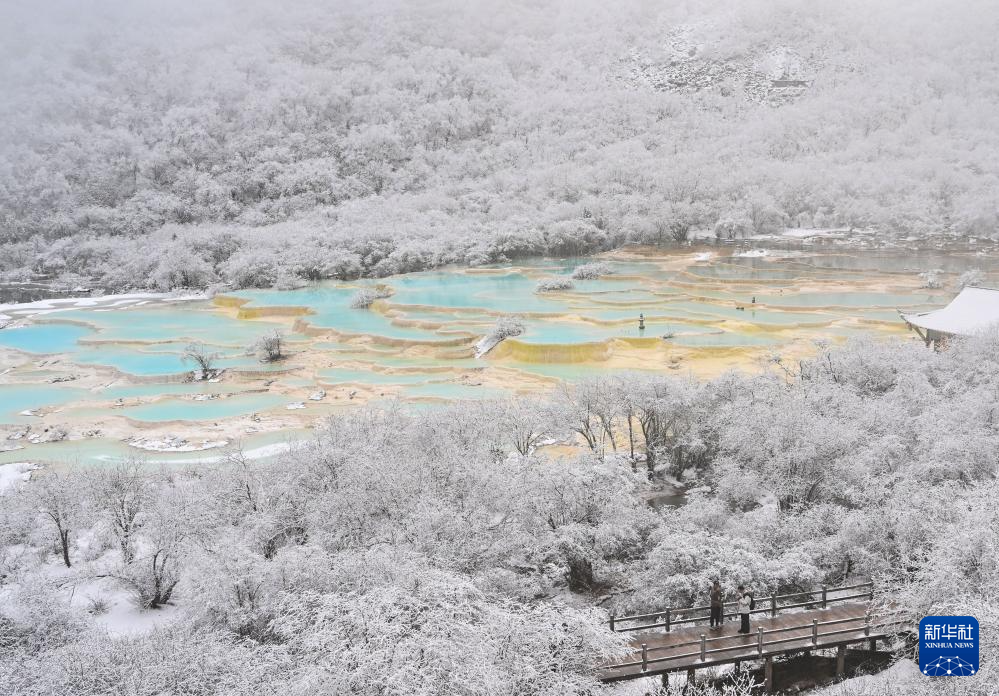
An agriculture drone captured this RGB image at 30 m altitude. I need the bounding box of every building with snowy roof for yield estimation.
[901,286,999,347]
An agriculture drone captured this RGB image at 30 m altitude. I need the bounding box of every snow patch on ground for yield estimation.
[474,334,502,358]
[80,579,180,637]
[693,252,713,261]
[756,490,779,513]
[782,227,850,239]
[126,436,229,452]
[0,291,205,319]
[122,440,296,465]
[0,462,38,492]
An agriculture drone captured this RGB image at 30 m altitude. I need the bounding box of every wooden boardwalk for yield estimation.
[597,585,909,691]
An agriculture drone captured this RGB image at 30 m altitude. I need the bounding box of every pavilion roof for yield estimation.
[902,286,999,336]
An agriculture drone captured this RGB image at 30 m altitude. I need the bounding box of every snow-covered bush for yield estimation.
[220,249,279,289]
[714,215,753,239]
[570,262,611,280]
[955,268,985,290]
[485,315,524,342]
[349,286,392,308]
[253,331,285,362]
[271,270,307,291]
[535,277,574,293]
[919,268,945,289]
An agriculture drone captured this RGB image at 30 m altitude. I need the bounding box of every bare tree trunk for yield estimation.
[148,551,178,609]
[59,527,72,568]
[627,415,636,471]
[566,557,594,592]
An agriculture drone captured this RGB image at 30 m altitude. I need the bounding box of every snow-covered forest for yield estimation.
[2,0,999,290]
[2,335,996,694]
[3,1,998,693]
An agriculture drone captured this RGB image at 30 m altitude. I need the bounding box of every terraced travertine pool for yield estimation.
[2,244,996,466]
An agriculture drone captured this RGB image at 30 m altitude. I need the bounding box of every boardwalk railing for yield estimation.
[609,581,874,633]
[604,610,906,675]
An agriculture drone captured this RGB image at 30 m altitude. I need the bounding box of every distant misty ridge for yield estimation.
[2,0,998,292]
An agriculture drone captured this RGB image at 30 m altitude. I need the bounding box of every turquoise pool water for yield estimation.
[67,346,268,377]
[4,246,990,458]
[403,381,506,400]
[319,368,441,385]
[0,384,89,424]
[518,319,708,344]
[114,393,288,422]
[0,429,312,467]
[232,285,461,340]
[760,291,939,308]
[668,332,780,347]
[0,323,92,353]
[96,383,244,400]
[506,362,662,382]
[57,305,280,345]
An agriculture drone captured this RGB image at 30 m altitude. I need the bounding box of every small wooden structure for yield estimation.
[901,286,999,348]
[599,582,907,692]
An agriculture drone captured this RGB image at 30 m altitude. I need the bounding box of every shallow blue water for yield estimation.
[403,381,505,400]
[0,323,92,353]
[0,384,89,424]
[97,383,241,400]
[0,249,978,443]
[518,319,708,344]
[319,368,440,385]
[760,291,939,308]
[57,304,274,345]
[115,393,288,422]
[0,429,312,467]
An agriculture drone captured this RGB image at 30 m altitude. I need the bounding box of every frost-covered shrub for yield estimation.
[570,262,611,280]
[220,250,279,289]
[254,331,285,362]
[0,580,89,653]
[486,315,524,342]
[271,270,306,291]
[919,268,945,289]
[349,286,392,308]
[86,596,110,616]
[318,250,364,280]
[149,248,214,291]
[534,277,574,293]
[955,268,984,290]
[714,215,753,239]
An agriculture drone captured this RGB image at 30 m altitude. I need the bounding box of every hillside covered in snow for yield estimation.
[1,0,997,291]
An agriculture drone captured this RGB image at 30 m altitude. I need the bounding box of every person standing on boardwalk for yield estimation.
[737,585,753,633]
[709,580,724,628]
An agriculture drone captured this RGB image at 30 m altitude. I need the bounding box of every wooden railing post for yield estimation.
[812,619,818,645]
[757,627,764,655]
[869,584,875,601]
[821,585,828,609]
[665,608,671,632]
[641,643,648,672]
[864,614,871,637]
[609,613,615,632]
[700,633,706,662]
[770,594,777,617]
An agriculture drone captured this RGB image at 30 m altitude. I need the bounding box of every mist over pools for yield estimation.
[2,244,996,467]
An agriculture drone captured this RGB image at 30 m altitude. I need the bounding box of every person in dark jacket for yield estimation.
[709,580,724,628]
